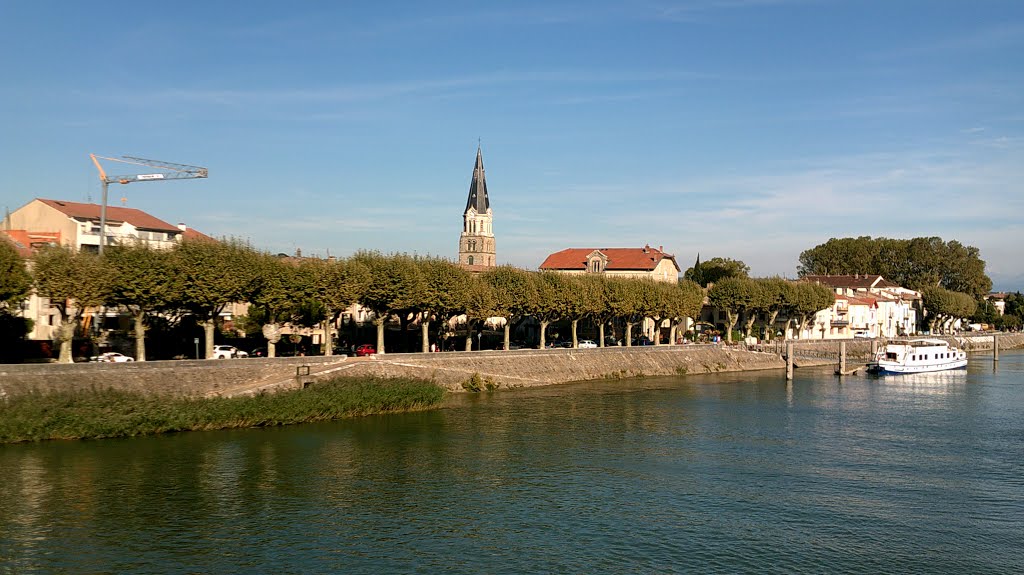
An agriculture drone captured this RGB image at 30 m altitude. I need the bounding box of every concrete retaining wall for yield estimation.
[1,346,784,399]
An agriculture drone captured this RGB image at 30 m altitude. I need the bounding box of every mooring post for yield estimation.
[786,342,794,381]
[871,340,878,356]
[993,333,999,363]
[839,341,847,376]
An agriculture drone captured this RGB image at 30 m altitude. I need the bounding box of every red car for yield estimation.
[355,344,376,357]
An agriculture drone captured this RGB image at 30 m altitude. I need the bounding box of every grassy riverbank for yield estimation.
[0,376,445,444]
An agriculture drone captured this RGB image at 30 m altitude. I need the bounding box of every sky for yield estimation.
[2,0,1022,290]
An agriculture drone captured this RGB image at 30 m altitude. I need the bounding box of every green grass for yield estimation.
[0,376,445,444]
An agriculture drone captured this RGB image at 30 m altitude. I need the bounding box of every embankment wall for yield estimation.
[1,346,784,399]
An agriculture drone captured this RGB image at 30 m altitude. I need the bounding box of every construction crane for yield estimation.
[88,154,208,254]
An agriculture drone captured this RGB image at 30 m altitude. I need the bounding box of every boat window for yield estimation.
[912,355,916,361]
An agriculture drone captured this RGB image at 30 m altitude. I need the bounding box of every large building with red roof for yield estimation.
[1,198,208,253]
[539,245,681,283]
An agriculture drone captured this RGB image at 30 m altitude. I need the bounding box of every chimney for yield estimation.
[177,223,187,232]
[658,245,663,252]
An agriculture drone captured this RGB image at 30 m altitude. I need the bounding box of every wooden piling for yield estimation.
[786,342,794,380]
[839,341,847,376]
[994,333,999,363]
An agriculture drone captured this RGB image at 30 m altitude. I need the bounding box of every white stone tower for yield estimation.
[458,146,495,268]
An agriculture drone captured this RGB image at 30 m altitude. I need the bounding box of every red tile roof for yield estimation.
[539,246,679,272]
[0,229,61,257]
[38,198,179,232]
[181,226,215,242]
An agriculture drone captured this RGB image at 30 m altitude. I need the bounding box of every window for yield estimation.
[468,256,474,265]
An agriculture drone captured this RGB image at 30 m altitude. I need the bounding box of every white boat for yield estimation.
[867,338,967,375]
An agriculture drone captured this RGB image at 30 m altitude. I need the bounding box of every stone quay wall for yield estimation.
[1,346,785,399]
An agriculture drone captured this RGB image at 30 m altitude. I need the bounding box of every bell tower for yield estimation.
[458,146,495,268]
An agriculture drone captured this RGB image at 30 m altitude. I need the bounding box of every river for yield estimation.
[2,351,1022,574]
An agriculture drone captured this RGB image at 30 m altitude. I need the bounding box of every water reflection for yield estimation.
[0,352,1022,573]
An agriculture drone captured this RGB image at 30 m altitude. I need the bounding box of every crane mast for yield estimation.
[88,154,208,253]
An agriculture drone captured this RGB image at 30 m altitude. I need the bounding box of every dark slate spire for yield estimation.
[464,146,490,213]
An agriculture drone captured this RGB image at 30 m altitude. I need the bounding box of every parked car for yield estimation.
[250,347,267,358]
[853,331,872,339]
[578,339,598,348]
[211,345,246,359]
[632,337,654,346]
[92,352,134,363]
[355,344,377,357]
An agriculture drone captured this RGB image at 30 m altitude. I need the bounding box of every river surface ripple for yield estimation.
[2,352,1023,574]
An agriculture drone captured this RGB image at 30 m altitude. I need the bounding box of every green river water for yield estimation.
[2,351,1022,574]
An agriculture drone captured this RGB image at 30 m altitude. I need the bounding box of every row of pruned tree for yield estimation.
[10,239,711,362]
[707,277,836,343]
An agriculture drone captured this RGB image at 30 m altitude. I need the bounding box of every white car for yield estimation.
[211,345,247,359]
[578,339,598,349]
[853,331,873,339]
[92,352,134,363]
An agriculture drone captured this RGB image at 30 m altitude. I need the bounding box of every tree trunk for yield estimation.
[268,340,277,358]
[765,311,780,342]
[743,313,757,339]
[598,323,606,347]
[625,322,634,347]
[203,318,216,359]
[652,317,662,345]
[323,309,333,356]
[375,318,386,354]
[571,319,579,348]
[56,317,75,364]
[503,321,511,350]
[421,320,430,353]
[539,320,549,349]
[464,325,473,351]
[134,311,146,361]
[725,311,738,343]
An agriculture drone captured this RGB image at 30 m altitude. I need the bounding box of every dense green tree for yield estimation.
[482,265,538,351]
[790,282,836,340]
[530,272,569,348]
[602,278,634,343]
[104,244,180,361]
[353,252,425,354]
[302,257,369,355]
[760,278,795,342]
[0,240,31,307]
[708,277,756,343]
[415,258,472,352]
[249,254,308,358]
[171,238,260,359]
[667,279,705,344]
[921,287,976,334]
[684,256,749,287]
[798,236,992,298]
[463,275,497,351]
[32,246,110,362]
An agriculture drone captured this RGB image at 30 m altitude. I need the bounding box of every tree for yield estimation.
[0,240,31,307]
[415,258,472,352]
[249,254,307,358]
[171,238,260,359]
[32,246,110,362]
[684,257,749,287]
[790,282,835,339]
[708,277,756,343]
[759,278,795,342]
[922,287,976,334]
[353,252,425,354]
[302,257,369,356]
[606,278,643,346]
[530,271,569,349]
[482,265,538,350]
[104,244,180,361]
[463,275,496,351]
[667,279,704,345]
[798,236,992,298]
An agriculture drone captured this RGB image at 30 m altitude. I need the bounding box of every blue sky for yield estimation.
[2,0,1022,289]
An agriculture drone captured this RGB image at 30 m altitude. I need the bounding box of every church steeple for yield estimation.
[458,145,496,268]
[465,146,490,213]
